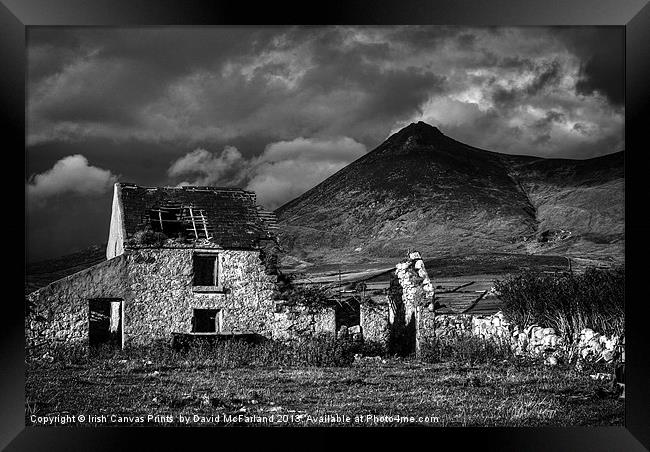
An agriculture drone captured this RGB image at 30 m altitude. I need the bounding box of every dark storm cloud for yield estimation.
[456,33,477,50]
[27,27,288,141]
[527,60,562,95]
[528,110,568,145]
[491,60,563,108]
[498,56,536,71]
[386,26,470,52]
[28,26,624,153]
[28,26,450,149]
[575,50,624,105]
[532,110,567,130]
[26,26,625,260]
[554,27,624,105]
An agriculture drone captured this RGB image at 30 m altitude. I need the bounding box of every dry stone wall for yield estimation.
[393,252,435,313]
[434,311,623,364]
[380,251,622,364]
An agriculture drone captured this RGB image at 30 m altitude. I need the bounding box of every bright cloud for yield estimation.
[167,146,245,186]
[27,154,118,204]
[247,137,367,208]
[167,137,367,209]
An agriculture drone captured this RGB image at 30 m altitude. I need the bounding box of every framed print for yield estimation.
[4,0,650,449]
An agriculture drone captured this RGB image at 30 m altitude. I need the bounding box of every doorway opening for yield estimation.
[88,298,122,348]
[335,298,361,331]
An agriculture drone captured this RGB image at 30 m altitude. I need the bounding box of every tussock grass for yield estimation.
[25,358,623,427]
[42,335,362,370]
[420,334,515,365]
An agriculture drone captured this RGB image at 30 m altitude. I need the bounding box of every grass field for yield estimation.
[26,356,623,427]
[25,254,623,428]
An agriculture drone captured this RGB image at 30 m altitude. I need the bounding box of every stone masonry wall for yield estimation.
[360,300,390,346]
[27,247,336,354]
[393,252,435,355]
[26,255,130,354]
[434,311,624,364]
[270,303,336,341]
[124,248,279,345]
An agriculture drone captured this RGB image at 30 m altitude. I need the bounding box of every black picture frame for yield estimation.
[6,0,650,449]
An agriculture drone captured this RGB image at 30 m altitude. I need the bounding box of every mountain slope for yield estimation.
[275,122,623,268]
[505,152,624,259]
[25,244,107,294]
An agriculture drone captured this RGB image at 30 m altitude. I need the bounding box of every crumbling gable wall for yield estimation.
[107,183,126,259]
[389,251,435,356]
[348,252,438,355]
[26,254,129,355]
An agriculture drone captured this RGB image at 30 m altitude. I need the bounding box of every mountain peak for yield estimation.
[408,120,441,131]
[275,123,624,268]
[375,121,447,155]
[390,121,445,145]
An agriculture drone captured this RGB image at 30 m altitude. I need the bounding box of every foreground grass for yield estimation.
[25,357,623,427]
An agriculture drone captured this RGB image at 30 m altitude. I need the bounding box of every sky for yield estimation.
[26,26,624,262]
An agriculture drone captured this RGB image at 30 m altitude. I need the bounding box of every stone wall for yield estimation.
[26,255,130,354]
[418,304,437,344]
[269,303,336,341]
[391,252,435,356]
[360,299,390,346]
[123,248,279,345]
[433,311,623,364]
[354,250,622,365]
[26,247,337,354]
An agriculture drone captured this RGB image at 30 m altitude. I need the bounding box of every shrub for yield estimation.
[275,271,335,312]
[358,340,387,357]
[494,267,624,339]
[128,227,168,247]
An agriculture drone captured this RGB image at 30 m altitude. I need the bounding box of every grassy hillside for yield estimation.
[506,152,624,259]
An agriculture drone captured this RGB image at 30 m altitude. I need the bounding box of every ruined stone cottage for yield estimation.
[26,183,448,356]
[26,183,334,353]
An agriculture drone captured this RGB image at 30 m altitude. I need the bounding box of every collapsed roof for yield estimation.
[118,183,278,249]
